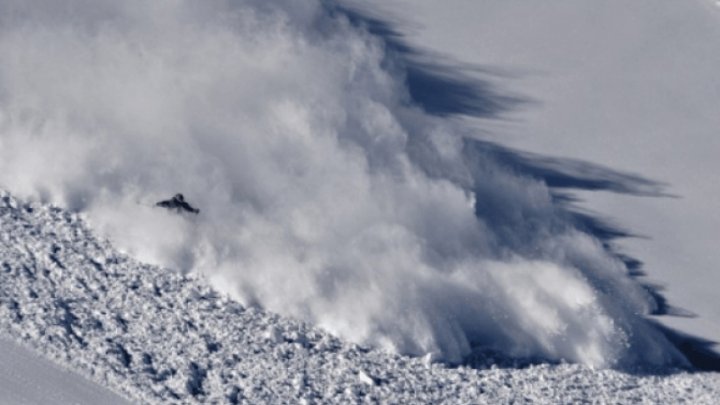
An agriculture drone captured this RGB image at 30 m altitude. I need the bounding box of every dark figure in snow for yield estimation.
[155,193,200,214]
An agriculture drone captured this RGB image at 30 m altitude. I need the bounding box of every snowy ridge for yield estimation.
[1,190,719,404]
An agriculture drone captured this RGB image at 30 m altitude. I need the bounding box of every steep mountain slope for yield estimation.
[350,0,720,352]
[2,191,719,403]
[2,0,709,369]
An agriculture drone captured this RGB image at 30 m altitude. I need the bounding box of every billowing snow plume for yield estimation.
[0,0,685,367]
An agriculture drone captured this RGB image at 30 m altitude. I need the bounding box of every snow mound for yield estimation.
[2,191,719,403]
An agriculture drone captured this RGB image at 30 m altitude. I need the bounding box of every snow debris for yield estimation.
[1,190,719,404]
[357,370,375,386]
[423,351,440,368]
[264,326,283,344]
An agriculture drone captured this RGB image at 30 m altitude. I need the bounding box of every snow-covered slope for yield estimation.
[350,0,720,355]
[0,338,129,405]
[0,0,707,370]
[2,191,720,403]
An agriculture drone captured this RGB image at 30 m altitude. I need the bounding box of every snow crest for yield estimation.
[0,0,685,367]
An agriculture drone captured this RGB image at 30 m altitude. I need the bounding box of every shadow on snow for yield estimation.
[331,2,720,373]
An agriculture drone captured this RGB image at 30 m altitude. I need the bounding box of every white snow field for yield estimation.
[349,0,720,357]
[2,191,719,403]
[0,338,129,405]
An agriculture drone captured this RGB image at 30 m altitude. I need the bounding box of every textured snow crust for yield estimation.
[1,190,719,404]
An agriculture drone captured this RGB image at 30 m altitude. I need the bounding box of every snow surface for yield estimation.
[0,338,129,405]
[2,190,720,403]
[350,0,720,354]
[0,0,702,369]
[2,0,720,401]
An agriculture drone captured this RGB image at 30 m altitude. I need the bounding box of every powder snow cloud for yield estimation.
[0,0,686,367]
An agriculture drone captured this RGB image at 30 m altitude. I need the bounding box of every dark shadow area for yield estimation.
[327,3,528,118]
[464,334,720,374]
[329,2,720,373]
[656,324,720,372]
[465,136,720,372]
[465,139,673,197]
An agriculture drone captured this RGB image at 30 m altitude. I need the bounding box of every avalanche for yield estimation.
[0,0,695,368]
[1,190,719,403]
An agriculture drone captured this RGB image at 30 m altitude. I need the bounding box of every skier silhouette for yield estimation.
[155,193,200,214]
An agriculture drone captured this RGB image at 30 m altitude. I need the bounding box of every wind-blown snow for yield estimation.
[362,0,720,351]
[2,191,719,403]
[0,0,686,367]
